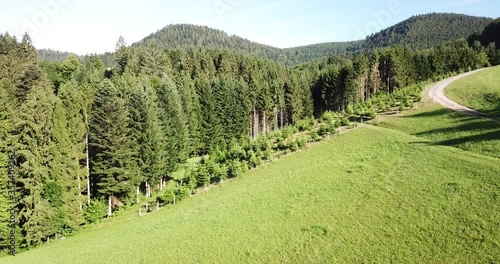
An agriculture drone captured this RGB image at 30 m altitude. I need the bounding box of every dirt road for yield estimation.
[428,69,495,119]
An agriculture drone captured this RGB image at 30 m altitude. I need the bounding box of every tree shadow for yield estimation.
[406,108,452,119]
[405,108,500,158]
[415,120,500,137]
[434,130,500,147]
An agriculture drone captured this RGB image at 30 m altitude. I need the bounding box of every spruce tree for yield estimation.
[173,72,202,155]
[128,79,169,198]
[152,76,189,170]
[14,82,56,246]
[89,79,138,216]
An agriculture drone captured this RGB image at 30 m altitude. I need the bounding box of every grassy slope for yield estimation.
[446,66,500,117]
[376,104,500,159]
[2,124,499,263]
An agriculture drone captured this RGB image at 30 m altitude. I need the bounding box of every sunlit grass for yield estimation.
[3,124,499,263]
[446,66,500,117]
[377,104,500,158]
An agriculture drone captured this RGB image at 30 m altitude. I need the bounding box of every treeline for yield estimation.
[468,18,500,65]
[301,38,491,116]
[1,22,499,252]
[37,49,77,63]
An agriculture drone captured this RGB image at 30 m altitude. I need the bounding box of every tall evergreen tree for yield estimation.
[14,82,56,246]
[151,76,190,170]
[89,79,138,216]
[129,79,169,197]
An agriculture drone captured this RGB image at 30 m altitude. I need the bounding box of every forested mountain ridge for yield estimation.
[134,24,285,62]
[35,13,493,66]
[362,13,493,50]
[37,49,77,62]
[131,13,493,65]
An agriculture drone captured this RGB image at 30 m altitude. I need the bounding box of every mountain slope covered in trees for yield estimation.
[363,13,492,50]
[284,13,492,64]
[134,24,285,62]
[35,13,494,66]
[131,13,493,65]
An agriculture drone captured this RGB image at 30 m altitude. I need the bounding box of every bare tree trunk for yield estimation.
[78,176,82,210]
[250,114,253,138]
[107,196,112,217]
[274,106,278,132]
[263,110,267,135]
[253,107,259,139]
[86,123,91,206]
[160,178,163,191]
[280,109,284,129]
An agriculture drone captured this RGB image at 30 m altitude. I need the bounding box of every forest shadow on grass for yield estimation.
[384,107,500,158]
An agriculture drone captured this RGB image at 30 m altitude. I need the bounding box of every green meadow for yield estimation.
[3,108,500,263]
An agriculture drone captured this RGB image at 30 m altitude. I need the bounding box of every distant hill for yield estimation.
[134,24,285,62]
[37,49,76,62]
[37,13,493,66]
[285,13,492,64]
[362,13,493,50]
[281,41,364,65]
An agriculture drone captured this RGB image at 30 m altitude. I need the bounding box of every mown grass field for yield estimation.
[2,122,499,263]
[446,66,500,117]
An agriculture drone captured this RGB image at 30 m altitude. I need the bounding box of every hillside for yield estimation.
[285,13,492,64]
[131,13,492,65]
[37,49,76,62]
[363,13,493,50]
[134,24,284,61]
[36,13,493,66]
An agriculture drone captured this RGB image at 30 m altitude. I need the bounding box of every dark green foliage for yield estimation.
[83,199,108,224]
[341,117,350,127]
[135,24,284,63]
[128,79,169,188]
[363,13,492,50]
[37,49,76,62]
[227,159,243,178]
[42,182,63,208]
[131,14,491,66]
[195,165,210,187]
[175,186,191,201]
[479,18,500,48]
[89,79,139,200]
[152,76,189,169]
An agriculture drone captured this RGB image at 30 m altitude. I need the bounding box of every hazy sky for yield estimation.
[1,0,498,55]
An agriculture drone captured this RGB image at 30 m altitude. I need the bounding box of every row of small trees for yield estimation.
[148,83,424,210]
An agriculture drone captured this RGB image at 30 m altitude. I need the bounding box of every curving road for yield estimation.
[428,69,495,119]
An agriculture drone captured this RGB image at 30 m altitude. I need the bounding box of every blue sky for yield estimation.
[1,0,498,55]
